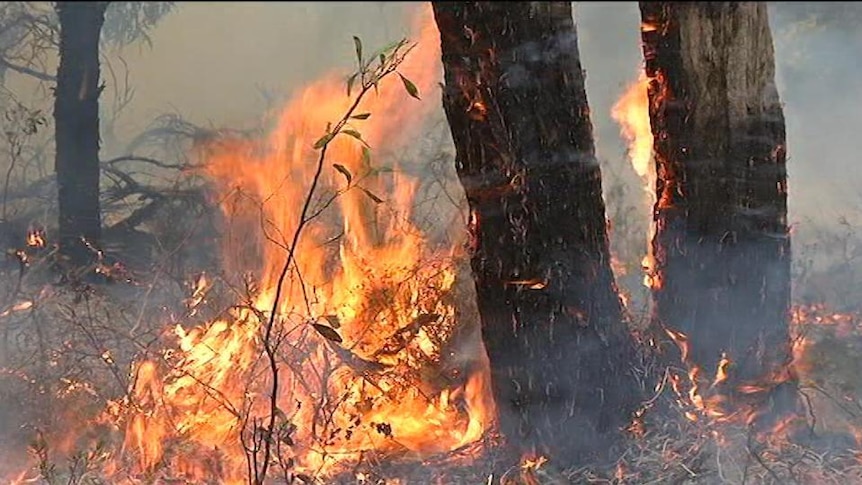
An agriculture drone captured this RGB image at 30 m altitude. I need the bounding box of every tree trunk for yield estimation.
[433,1,640,461]
[640,3,792,391]
[55,2,108,266]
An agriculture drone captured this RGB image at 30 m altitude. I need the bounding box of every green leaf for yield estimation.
[378,39,402,58]
[321,314,341,329]
[342,129,365,145]
[359,186,385,204]
[313,133,335,149]
[351,113,371,120]
[347,73,358,97]
[366,39,399,68]
[353,36,363,66]
[312,323,343,344]
[361,146,372,167]
[398,73,420,100]
[333,164,352,185]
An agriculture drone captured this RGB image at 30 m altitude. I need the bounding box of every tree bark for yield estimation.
[55,2,108,266]
[639,3,792,389]
[433,1,640,461]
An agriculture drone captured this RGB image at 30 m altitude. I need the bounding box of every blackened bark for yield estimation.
[640,3,792,388]
[433,2,640,461]
[55,2,108,266]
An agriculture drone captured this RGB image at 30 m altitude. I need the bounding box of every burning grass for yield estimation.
[2,7,494,483]
[7,274,862,484]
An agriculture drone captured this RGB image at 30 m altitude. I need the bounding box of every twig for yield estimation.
[0,56,55,82]
[250,38,416,483]
[254,77,369,485]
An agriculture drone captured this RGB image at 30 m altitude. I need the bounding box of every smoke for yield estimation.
[1,1,861,478]
[2,2,856,259]
[572,2,862,298]
[768,4,862,227]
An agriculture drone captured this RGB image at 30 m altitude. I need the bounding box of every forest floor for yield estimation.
[2,221,862,484]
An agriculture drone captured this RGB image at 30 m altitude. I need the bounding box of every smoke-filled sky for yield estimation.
[9,1,861,237]
[103,2,416,135]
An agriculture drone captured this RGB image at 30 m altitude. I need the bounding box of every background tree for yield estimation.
[0,2,175,100]
[639,3,792,397]
[51,1,175,267]
[433,1,641,461]
[54,1,110,266]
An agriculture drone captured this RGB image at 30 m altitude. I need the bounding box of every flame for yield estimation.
[611,62,800,439]
[612,66,809,447]
[520,454,547,471]
[7,470,39,485]
[711,352,731,388]
[185,272,210,317]
[26,228,45,249]
[611,73,660,290]
[664,327,735,423]
[641,22,659,33]
[0,300,33,318]
[101,6,494,481]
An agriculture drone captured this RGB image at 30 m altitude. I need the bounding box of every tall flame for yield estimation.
[106,6,494,482]
[611,72,660,290]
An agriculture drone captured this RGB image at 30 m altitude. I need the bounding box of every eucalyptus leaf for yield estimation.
[312,323,343,343]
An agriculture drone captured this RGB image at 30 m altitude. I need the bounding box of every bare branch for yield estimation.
[103,155,198,171]
[0,56,55,82]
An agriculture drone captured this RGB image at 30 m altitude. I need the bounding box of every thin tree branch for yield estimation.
[0,56,55,82]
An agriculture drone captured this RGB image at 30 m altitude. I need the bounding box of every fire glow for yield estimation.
[42,7,496,482]
[611,72,660,290]
[612,68,805,436]
[613,69,736,427]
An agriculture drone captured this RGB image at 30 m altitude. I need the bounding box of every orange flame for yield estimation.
[25,228,45,249]
[611,73,660,290]
[664,327,735,422]
[711,352,731,388]
[0,300,33,318]
[185,272,210,317]
[105,6,494,482]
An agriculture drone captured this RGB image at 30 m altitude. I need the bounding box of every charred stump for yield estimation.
[55,2,109,267]
[433,2,641,461]
[639,3,793,404]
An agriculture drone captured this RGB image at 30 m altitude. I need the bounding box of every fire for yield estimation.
[25,227,46,249]
[611,64,812,457]
[185,272,210,317]
[664,327,735,423]
[520,454,547,471]
[611,73,653,181]
[641,22,659,33]
[97,6,494,482]
[611,73,660,290]
[0,300,33,318]
[711,352,731,388]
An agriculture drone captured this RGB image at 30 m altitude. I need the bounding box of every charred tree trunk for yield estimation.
[433,2,640,461]
[640,3,792,393]
[55,2,108,266]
